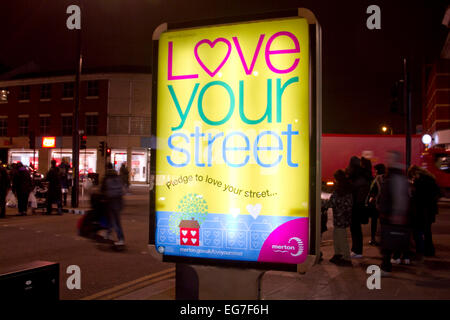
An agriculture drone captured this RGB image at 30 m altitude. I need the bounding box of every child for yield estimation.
[325,169,353,266]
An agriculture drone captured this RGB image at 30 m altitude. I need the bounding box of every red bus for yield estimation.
[420,147,450,197]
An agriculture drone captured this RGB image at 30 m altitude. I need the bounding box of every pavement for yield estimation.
[2,191,449,300]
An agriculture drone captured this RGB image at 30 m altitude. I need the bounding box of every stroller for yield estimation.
[31,180,48,214]
[77,191,109,240]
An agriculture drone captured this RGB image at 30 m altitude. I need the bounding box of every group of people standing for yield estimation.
[0,162,34,217]
[0,160,72,217]
[323,151,441,275]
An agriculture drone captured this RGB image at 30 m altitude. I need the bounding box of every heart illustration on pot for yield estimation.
[182,238,188,243]
[191,230,197,237]
[194,38,232,77]
[181,230,187,236]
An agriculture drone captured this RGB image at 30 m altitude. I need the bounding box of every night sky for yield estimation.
[1,0,448,134]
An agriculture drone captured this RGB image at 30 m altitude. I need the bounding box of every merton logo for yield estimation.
[272,237,304,257]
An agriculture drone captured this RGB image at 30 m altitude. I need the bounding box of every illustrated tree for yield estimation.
[169,193,208,235]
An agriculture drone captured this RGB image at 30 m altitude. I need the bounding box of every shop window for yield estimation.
[40,116,51,135]
[19,85,30,101]
[109,116,129,135]
[9,150,39,169]
[0,118,7,136]
[131,152,148,182]
[19,118,29,136]
[87,80,99,97]
[63,82,74,98]
[40,84,51,99]
[62,116,73,136]
[51,149,97,175]
[112,151,127,172]
[86,115,98,135]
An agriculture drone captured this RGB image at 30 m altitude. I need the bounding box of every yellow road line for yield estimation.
[81,267,175,300]
[106,272,175,300]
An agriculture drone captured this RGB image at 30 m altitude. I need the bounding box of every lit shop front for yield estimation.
[50,149,98,175]
[111,149,127,172]
[8,149,39,169]
[131,150,148,182]
[111,149,150,183]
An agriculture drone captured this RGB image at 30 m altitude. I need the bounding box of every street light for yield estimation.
[381,125,393,135]
[0,89,9,101]
[422,134,432,146]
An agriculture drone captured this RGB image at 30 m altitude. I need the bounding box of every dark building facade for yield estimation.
[0,73,152,183]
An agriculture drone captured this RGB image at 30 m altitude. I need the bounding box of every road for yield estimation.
[0,185,172,300]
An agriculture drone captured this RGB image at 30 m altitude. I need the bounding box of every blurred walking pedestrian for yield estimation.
[324,169,353,266]
[0,164,10,218]
[346,156,371,258]
[377,151,412,276]
[45,160,63,215]
[102,163,125,246]
[408,165,441,258]
[12,162,32,216]
[366,163,386,246]
[119,163,130,194]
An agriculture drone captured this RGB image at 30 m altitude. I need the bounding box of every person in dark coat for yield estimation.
[346,156,371,258]
[119,163,130,193]
[0,164,10,218]
[12,162,32,216]
[101,163,125,246]
[408,165,441,258]
[377,151,411,275]
[45,160,63,215]
[361,157,374,183]
[59,159,70,206]
[324,169,353,266]
[366,163,386,246]
[9,163,18,190]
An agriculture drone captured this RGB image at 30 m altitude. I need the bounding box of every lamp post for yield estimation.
[69,3,83,208]
[403,58,412,171]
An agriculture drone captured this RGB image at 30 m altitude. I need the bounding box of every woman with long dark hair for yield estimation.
[324,169,353,266]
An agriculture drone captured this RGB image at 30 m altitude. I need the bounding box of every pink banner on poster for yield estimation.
[258,218,308,264]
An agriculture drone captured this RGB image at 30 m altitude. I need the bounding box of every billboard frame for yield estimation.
[149,8,322,272]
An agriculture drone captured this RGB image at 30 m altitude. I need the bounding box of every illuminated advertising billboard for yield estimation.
[154,17,311,265]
